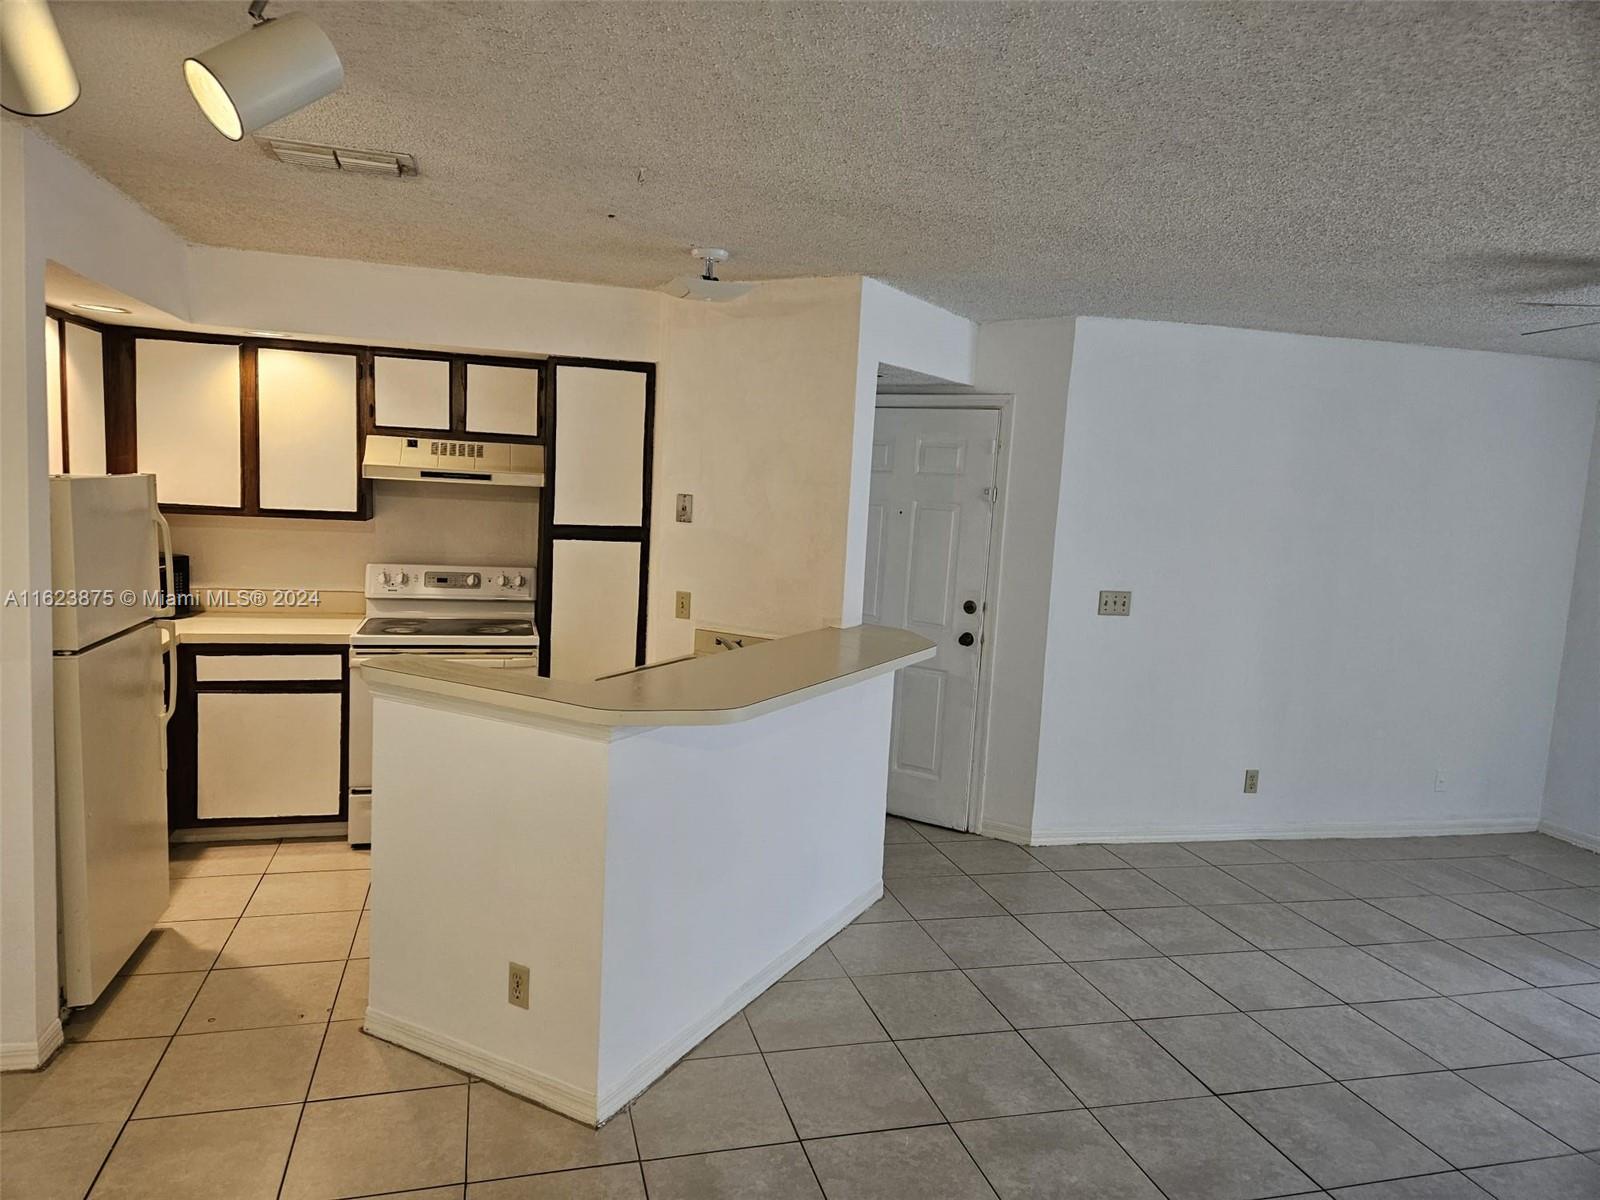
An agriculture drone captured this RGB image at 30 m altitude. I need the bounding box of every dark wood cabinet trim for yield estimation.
[239,345,260,513]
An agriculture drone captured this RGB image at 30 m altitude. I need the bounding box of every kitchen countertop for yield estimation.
[361,624,935,726]
[171,613,363,645]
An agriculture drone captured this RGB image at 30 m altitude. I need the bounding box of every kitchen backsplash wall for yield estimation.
[168,482,540,597]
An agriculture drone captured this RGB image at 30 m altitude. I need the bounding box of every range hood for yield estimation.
[362,435,544,489]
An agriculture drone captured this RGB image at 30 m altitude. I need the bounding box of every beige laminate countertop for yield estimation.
[171,613,363,645]
[361,624,935,727]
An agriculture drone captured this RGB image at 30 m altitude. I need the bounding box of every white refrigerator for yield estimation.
[51,473,176,1007]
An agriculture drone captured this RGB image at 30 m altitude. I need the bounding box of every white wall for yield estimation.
[1542,415,1600,849]
[1033,317,1600,841]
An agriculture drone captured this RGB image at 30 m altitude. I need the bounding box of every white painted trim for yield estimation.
[0,1018,63,1072]
[1538,819,1600,853]
[170,822,347,844]
[364,1007,600,1125]
[365,882,882,1127]
[873,394,1015,837]
[976,818,1033,845]
[1026,815,1539,845]
[593,881,882,1123]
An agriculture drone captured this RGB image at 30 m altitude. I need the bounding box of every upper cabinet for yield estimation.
[46,316,109,476]
[466,363,539,437]
[46,318,64,474]
[136,339,243,508]
[373,355,450,431]
[257,348,359,513]
[552,364,646,526]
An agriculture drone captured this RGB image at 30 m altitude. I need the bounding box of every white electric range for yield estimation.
[347,562,538,844]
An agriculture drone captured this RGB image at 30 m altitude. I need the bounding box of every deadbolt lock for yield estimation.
[958,632,975,647]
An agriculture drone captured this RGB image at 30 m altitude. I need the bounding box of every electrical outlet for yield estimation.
[1098,590,1132,616]
[676,493,694,523]
[675,591,691,620]
[1434,770,1446,793]
[1243,769,1260,794]
[508,962,530,1009]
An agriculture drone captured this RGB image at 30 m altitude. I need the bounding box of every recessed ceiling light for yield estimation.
[183,1,342,141]
[72,302,131,314]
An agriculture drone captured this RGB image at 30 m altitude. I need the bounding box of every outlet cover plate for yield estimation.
[676,493,694,523]
[508,962,530,1009]
[675,591,692,620]
[1098,590,1132,616]
[1243,769,1260,794]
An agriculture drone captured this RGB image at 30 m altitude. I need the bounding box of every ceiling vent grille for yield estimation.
[257,137,418,177]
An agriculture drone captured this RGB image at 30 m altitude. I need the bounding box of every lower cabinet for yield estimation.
[168,644,348,830]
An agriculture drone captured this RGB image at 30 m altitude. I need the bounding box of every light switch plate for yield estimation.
[675,591,691,620]
[676,493,693,523]
[1098,590,1132,616]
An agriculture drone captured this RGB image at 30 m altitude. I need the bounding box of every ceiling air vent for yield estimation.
[257,137,418,177]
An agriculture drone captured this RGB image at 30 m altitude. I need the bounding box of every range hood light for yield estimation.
[1,0,79,117]
[183,2,342,141]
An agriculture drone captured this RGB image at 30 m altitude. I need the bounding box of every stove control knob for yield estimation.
[494,573,511,588]
[380,570,393,586]
[511,573,527,590]
[398,571,411,586]
[466,572,481,587]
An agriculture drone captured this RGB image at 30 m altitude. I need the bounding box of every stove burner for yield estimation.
[354,615,537,641]
[377,622,424,635]
[472,624,517,635]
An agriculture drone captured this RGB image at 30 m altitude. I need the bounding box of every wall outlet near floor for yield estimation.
[1243,769,1260,794]
[675,590,692,620]
[1098,590,1132,616]
[676,493,694,523]
[508,962,530,1009]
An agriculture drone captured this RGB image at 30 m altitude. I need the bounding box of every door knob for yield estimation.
[963,600,978,614]
[958,632,975,647]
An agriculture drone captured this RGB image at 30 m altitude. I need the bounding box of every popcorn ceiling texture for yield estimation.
[29,1,1600,360]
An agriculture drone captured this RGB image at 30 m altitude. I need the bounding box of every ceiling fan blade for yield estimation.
[1519,301,1600,308]
[1521,320,1600,336]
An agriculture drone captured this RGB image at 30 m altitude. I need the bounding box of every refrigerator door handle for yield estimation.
[158,627,177,770]
[154,509,176,619]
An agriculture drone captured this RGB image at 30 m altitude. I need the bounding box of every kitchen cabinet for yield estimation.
[169,644,348,829]
[257,348,359,512]
[466,362,539,437]
[135,338,243,508]
[374,355,450,430]
[45,315,109,475]
[551,364,645,525]
[548,539,642,680]
[46,317,63,473]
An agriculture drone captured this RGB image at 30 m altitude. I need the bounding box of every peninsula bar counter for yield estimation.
[358,625,934,1125]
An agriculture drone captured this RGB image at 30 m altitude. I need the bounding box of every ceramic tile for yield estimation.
[1073,958,1234,1019]
[966,962,1125,1028]
[281,1085,468,1199]
[883,817,925,844]
[1096,1096,1314,1200]
[1450,935,1600,985]
[1367,896,1513,939]
[65,971,205,1042]
[641,1145,819,1200]
[1250,1005,1443,1079]
[852,895,913,923]
[1019,911,1161,961]
[216,910,360,968]
[1524,888,1600,924]
[1169,951,1337,1010]
[898,1031,1078,1121]
[1200,903,1348,949]
[1108,906,1254,955]
[266,840,372,873]
[244,870,370,917]
[972,872,1098,914]
[179,961,343,1033]
[827,921,957,975]
[1025,844,1126,871]
[1223,864,1352,902]
[1362,941,1528,994]
[628,1055,793,1159]
[333,957,369,1020]
[881,844,961,878]
[852,970,1010,1038]
[161,874,260,922]
[1057,870,1182,909]
[1181,841,1284,866]
[1465,1155,1600,1200]
[1326,1174,1490,1199]
[920,915,1059,968]
[466,1082,637,1180]
[1,1039,166,1130]
[1449,891,1591,934]
[169,842,277,878]
[1269,948,1436,1002]
[1355,998,1545,1068]
[954,1110,1162,1199]
[1457,1059,1600,1151]
[92,1104,300,1199]
[121,920,236,975]
[1348,1072,1571,1168]
[687,1012,759,1058]
[781,944,847,981]
[1140,866,1271,905]
[136,1024,323,1116]
[1454,987,1600,1056]
[1140,1013,1328,1092]
[0,1121,119,1200]
[936,840,1048,874]
[1023,1022,1206,1107]
[1106,843,1207,868]
[885,875,1006,919]
[744,979,887,1051]
[1225,1083,1447,1189]
[1547,982,1600,1016]
[350,909,372,958]
[1299,862,1429,899]
[309,1020,466,1099]
[1452,857,1574,891]
[803,1125,999,1200]
[1284,900,1430,945]
[469,1165,641,1199]
[765,1042,941,1137]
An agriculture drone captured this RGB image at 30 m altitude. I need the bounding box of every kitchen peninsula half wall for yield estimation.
[359,625,934,1125]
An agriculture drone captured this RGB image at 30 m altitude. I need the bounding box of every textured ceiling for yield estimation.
[25,1,1600,360]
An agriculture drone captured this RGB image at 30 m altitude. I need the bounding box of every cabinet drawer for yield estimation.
[196,654,344,682]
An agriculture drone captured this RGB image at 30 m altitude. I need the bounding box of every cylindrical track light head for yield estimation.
[183,10,342,141]
[1,0,80,116]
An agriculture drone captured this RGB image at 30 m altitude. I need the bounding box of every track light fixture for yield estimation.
[184,0,342,141]
[1,0,80,116]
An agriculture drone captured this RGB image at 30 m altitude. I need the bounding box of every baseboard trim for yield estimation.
[0,1018,64,1072]
[170,822,348,844]
[976,819,1033,845]
[1026,815,1539,845]
[1537,819,1600,853]
[366,882,883,1127]
[364,1008,600,1125]
[593,881,883,1124]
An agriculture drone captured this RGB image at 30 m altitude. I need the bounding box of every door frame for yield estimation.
[871,394,1016,834]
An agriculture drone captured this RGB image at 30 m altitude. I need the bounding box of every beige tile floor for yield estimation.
[4,829,1600,1199]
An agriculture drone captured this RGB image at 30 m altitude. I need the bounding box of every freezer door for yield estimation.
[54,622,170,1006]
[50,474,168,652]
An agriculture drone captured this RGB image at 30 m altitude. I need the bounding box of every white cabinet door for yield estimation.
[466,362,538,437]
[552,365,645,525]
[136,339,242,507]
[65,322,107,474]
[198,691,342,818]
[548,539,641,680]
[257,348,358,512]
[375,355,451,430]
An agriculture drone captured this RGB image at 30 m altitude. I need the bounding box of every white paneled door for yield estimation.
[865,407,999,830]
